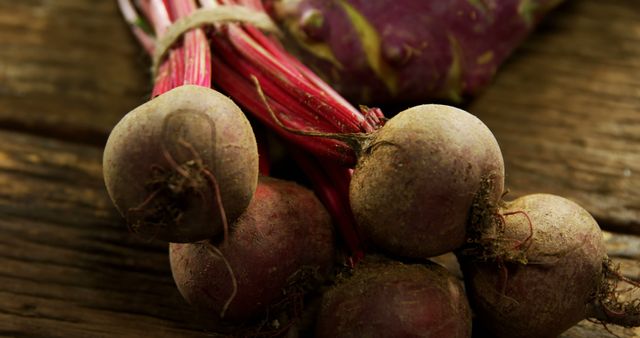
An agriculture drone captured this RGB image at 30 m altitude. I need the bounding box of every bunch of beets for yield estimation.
[103,0,640,337]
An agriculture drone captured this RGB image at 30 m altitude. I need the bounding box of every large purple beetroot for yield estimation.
[269,0,563,104]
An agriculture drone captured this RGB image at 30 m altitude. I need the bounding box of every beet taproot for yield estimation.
[169,176,335,323]
[103,85,258,242]
[316,257,472,338]
[459,194,627,338]
[270,0,563,104]
[350,104,505,259]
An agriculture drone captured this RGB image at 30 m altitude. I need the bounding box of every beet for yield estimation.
[459,194,608,338]
[350,104,505,259]
[169,176,335,323]
[270,0,563,104]
[103,85,258,242]
[316,257,472,338]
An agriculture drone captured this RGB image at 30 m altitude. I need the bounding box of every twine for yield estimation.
[152,5,280,77]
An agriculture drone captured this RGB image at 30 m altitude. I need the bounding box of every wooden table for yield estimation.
[0,0,638,337]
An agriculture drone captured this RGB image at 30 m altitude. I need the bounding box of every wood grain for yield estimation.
[470,0,640,234]
[0,0,149,144]
[0,130,221,337]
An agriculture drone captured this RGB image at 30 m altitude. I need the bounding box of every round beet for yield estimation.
[103,85,258,242]
[316,257,472,338]
[350,104,504,259]
[169,176,335,323]
[459,194,607,338]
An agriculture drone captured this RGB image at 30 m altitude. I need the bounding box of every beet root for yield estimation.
[459,194,608,338]
[271,0,563,104]
[169,176,335,323]
[350,104,504,259]
[315,257,472,338]
[103,85,258,242]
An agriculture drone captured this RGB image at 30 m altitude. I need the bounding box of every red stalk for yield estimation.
[225,25,368,134]
[291,148,364,266]
[211,56,354,164]
[211,37,341,133]
[149,0,211,97]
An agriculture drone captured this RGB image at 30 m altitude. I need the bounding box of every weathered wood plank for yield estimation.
[604,232,640,260]
[470,0,640,234]
[0,130,220,337]
[0,0,149,143]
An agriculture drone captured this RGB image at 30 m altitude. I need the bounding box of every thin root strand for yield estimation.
[203,241,237,319]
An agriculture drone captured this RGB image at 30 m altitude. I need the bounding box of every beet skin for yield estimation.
[169,176,335,322]
[350,104,504,259]
[104,85,258,242]
[459,194,607,338]
[316,258,472,338]
[271,0,563,104]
